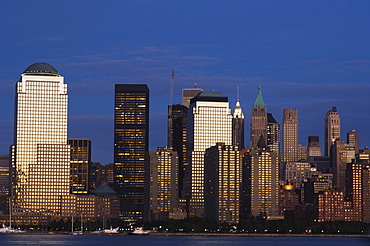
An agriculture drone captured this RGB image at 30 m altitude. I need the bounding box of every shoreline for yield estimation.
[1,232,369,238]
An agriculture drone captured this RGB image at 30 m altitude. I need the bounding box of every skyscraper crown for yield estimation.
[233,101,244,118]
[253,84,265,109]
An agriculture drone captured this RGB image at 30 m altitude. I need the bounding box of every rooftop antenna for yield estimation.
[170,69,174,105]
[237,85,240,102]
[168,69,174,149]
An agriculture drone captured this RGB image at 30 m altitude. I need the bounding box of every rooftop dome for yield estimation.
[23,62,60,76]
[91,184,117,196]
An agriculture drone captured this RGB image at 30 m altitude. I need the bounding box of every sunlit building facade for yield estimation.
[243,136,279,219]
[114,84,149,222]
[145,147,179,221]
[13,63,70,218]
[187,91,232,217]
[204,143,240,224]
[68,139,91,194]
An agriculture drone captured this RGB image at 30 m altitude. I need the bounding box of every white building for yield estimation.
[13,63,70,218]
[186,91,232,217]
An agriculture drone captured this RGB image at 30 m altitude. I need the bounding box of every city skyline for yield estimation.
[1,1,370,164]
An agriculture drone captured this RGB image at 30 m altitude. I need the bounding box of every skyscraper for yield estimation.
[232,100,244,150]
[167,104,188,198]
[204,143,240,224]
[182,88,203,108]
[145,147,179,222]
[242,136,279,218]
[13,63,70,219]
[347,129,359,155]
[114,84,149,222]
[332,139,355,189]
[267,113,280,153]
[68,138,91,194]
[308,136,322,157]
[324,107,341,157]
[282,109,298,162]
[250,85,267,149]
[187,91,232,217]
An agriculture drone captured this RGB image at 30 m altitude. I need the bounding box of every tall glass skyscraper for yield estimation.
[186,91,232,217]
[13,63,70,218]
[114,84,149,223]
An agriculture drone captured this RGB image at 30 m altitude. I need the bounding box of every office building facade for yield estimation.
[282,109,298,162]
[243,136,279,219]
[13,63,70,218]
[68,139,91,194]
[145,147,179,221]
[204,143,240,224]
[114,84,149,222]
[187,91,232,217]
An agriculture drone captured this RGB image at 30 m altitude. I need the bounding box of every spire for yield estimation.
[253,84,265,109]
[233,101,244,119]
[233,86,244,118]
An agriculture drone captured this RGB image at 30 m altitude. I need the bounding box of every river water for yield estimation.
[0,234,369,246]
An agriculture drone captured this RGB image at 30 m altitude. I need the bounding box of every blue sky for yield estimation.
[1,1,370,164]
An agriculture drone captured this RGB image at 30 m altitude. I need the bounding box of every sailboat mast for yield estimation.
[9,197,11,228]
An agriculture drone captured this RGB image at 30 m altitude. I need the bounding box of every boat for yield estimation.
[0,224,25,233]
[0,198,26,233]
[128,227,150,235]
[92,226,120,234]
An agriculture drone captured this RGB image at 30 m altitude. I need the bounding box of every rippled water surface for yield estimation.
[0,234,369,246]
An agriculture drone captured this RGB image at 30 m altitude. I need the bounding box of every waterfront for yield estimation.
[0,234,369,246]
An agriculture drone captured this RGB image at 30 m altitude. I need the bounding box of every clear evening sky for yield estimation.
[1,1,369,164]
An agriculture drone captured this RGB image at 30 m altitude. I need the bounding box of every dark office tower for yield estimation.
[232,100,244,150]
[267,113,280,153]
[0,155,10,214]
[168,104,188,198]
[308,136,322,157]
[68,139,91,194]
[250,85,267,149]
[324,107,340,157]
[347,130,359,155]
[114,84,149,223]
[282,109,298,162]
